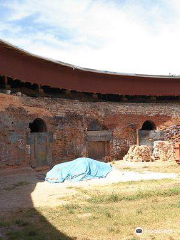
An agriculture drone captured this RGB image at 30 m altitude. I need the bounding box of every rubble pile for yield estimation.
[123,145,152,162]
[124,140,176,162]
[164,125,180,144]
[152,141,175,161]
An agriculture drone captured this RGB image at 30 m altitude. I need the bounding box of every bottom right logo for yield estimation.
[135,227,143,235]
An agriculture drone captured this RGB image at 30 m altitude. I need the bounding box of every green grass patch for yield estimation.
[63,204,81,210]
[14,219,29,227]
[0,220,9,227]
[87,187,180,203]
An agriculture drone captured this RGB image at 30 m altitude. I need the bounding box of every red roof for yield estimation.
[0,39,180,96]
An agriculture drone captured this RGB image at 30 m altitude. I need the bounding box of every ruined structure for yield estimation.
[0,39,180,168]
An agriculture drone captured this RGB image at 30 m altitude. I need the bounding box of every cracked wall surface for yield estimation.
[0,93,179,167]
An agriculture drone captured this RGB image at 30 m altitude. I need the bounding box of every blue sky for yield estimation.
[0,0,180,75]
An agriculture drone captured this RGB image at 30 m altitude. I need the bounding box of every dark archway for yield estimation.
[29,118,47,133]
[28,118,53,167]
[141,120,156,130]
[88,120,107,131]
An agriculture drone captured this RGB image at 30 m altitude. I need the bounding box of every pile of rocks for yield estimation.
[124,141,176,162]
[152,141,175,161]
[164,125,180,144]
[123,145,152,162]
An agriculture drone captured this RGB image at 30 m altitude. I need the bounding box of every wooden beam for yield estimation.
[3,76,11,90]
[122,96,128,102]
[4,76,8,85]
[93,93,98,99]
[37,84,44,93]
[65,89,71,94]
[150,96,156,101]
[136,129,139,146]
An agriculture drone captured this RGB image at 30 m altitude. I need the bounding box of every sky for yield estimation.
[0,0,180,75]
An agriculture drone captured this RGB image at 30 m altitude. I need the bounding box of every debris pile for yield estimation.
[124,141,176,162]
[164,125,180,144]
[152,141,175,161]
[123,145,152,162]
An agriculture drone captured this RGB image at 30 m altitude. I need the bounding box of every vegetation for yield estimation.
[1,162,180,239]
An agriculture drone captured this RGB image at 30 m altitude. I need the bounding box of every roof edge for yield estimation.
[1,38,180,79]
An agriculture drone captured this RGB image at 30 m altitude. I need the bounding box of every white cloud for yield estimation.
[1,0,180,75]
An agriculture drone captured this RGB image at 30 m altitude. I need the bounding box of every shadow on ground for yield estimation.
[0,168,75,240]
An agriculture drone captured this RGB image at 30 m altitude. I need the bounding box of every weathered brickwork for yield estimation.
[0,93,180,167]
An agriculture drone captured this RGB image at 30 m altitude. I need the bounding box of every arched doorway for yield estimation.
[139,120,164,148]
[29,118,47,132]
[141,120,156,131]
[86,120,112,161]
[28,118,53,167]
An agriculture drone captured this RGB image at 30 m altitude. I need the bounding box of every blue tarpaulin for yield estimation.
[45,157,113,183]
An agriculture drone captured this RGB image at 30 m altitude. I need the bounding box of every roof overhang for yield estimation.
[0,39,180,96]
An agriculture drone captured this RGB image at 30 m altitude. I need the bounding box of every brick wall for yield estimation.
[0,93,179,167]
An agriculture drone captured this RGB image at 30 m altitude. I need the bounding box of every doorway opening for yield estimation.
[28,118,52,167]
[141,120,156,131]
[88,120,107,131]
[86,120,110,160]
[29,118,47,133]
[138,120,162,148]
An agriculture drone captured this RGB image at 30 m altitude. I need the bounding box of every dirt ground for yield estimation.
[1,161,180,240]
[0,167,77,211]
[0,161,179,212]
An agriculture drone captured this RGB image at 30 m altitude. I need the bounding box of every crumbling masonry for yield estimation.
[0,92,180,167]
[1,39,180,167]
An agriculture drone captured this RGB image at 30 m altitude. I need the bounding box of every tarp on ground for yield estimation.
[45,157,113,183]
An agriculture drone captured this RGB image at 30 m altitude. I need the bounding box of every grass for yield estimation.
[1,161,180,239]
[38,178,180,239]
[0,220,9,227]
[6,227,40,240]
[87,186,180,203]
[14,219,29,227]
[2,178,180,240]
[0,215,72,240]
[114,160,180,173]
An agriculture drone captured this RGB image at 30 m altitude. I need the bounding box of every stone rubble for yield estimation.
[123,145,152,162]
[124,141,176,162]
[164,125,180,144]
[152,141,175,161]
